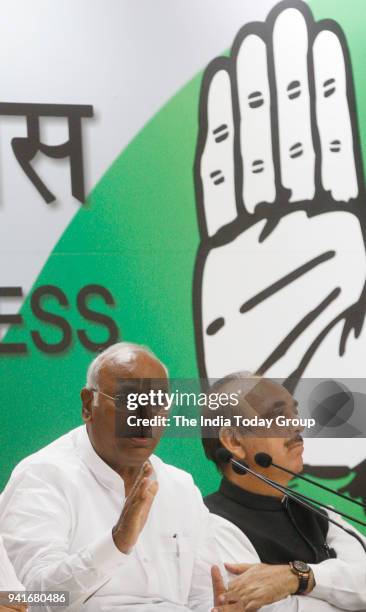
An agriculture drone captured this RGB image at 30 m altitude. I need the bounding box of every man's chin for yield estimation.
[291,454,304,473]
[116,436,159,453]
[286,443,304,471]
[113,439,159,467]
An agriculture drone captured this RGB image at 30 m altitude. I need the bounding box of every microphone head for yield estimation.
[216,448,248,475]
[216,447,232,464]
[255,452,273,468]
[232,460,248,475]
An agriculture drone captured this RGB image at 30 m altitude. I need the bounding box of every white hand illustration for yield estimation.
[194,0,366,390]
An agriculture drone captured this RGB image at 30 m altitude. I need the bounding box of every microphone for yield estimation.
[217,448,366,554]
[217,448,247,472]
[217,449,366,527]
[252,454,366,528]
[255,452,366,511]
[217,448,249,475]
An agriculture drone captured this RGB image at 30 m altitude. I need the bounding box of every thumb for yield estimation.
[147,480,159,495]
[141,479,159,500]
[224,562,252,575]
[211,565,226,606]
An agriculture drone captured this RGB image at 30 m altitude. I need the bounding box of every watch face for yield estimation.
[293,561,310,573]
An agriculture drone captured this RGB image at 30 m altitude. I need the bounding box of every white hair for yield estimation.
[85,342,168,389]
[210,370,262,397]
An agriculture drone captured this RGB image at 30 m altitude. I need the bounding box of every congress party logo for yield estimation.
[194,0,366,503]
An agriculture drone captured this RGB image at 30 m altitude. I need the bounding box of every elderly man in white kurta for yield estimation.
[0,343,220,611]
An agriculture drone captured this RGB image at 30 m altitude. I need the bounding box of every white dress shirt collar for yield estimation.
[75,425,158,496]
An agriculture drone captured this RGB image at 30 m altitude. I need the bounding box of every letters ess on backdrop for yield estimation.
[1,0,366,507]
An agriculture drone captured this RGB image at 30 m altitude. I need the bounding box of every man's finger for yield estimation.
[313,27,359,202]
[132,477,157,506]
[244,602,258,612]
[128,462,152,498]
[140,479,159,503]
[135,476,150,495]
[198,62,237,238]
[272,6,315,202]
[225,562,252,575]
[211,565,227,606]
[235,29,276,214]
[212,604,243,612]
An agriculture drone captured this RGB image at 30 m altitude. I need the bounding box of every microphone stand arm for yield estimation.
[229,457,366,555]
[271,460,366,511]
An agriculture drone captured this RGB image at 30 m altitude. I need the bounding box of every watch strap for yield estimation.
[296,572,309,594]
[289,561,310,595]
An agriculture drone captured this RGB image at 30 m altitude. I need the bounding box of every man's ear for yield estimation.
[219,427,246,461]
[81,388,93,422]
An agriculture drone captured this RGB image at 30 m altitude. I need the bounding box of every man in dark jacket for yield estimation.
[202,373,366,612]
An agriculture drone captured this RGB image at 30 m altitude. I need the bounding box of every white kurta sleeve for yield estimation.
[0,467,132,610]
[308,511,366,610]
[208,513,344,612]
[186,488,218,612]
[0,535,24,591]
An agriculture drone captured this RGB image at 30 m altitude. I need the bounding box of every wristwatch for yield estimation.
[289,560,311,594]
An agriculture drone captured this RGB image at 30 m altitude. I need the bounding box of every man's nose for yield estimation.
[288,412,305,435]
[296,421,305,433]
[141,405,153,437]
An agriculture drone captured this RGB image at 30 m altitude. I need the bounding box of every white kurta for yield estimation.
[0,534,24,591]
[2,425,364,612]
[0,426,219,612]
[211,512,366,612]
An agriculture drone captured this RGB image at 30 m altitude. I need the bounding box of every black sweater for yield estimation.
[205,478,336,564]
